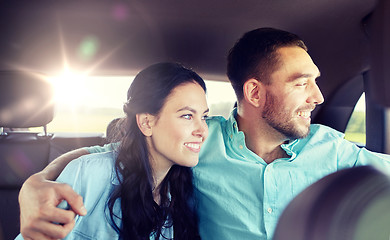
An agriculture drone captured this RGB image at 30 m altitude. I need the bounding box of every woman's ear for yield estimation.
[136,113,154,136]
[243,78,263,108]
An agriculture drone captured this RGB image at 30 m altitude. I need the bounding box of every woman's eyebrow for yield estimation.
[177,106,210,114]
[177,106,196,113]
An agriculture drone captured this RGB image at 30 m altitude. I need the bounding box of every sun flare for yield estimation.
[50,70,90,106]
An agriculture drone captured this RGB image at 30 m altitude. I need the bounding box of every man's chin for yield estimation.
[296,125,311,139]
[286,125,311,140]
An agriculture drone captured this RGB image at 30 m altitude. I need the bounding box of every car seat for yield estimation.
[273,165,390,240]
[0,70,54,240]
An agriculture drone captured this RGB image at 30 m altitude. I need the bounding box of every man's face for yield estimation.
[261,46,324,140]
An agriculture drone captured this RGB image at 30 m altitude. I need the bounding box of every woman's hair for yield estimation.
[107,62,205,240]
[105,117,126,144]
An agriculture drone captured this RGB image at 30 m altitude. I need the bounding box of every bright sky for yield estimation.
[355,93,366,112]
[47,75,237,132]
[50,75,236,109]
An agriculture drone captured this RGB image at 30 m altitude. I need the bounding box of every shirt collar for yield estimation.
[227,107,298,160]
[226,108,240,137]
[281,139,298,160]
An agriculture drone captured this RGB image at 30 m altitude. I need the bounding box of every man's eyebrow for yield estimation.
[287,71,321,82]
[177,106,210,114]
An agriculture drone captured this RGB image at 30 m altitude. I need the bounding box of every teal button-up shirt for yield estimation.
[193,109,390,240]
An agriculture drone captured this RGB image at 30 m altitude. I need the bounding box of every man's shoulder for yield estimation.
[206,115,228,124]
[308,124,345,140]
[206,116,229,128]
[206,115,230,134]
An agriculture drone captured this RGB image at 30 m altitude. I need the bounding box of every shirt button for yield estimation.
[239,145,243,149]
[267,208,273,213]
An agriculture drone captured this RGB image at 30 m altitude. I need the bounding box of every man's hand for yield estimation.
[19,173,87,240]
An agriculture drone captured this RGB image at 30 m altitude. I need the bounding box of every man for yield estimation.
[18,28,390,240]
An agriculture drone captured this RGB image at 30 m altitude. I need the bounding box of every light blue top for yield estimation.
[58,151,173,240]
[56,151,121,239]
[193,109,390,240]
[15,151,173,240]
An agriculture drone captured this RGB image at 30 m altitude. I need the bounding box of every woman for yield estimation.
[46,63,208,239]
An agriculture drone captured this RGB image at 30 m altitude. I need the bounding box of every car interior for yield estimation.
[0,0,389,239]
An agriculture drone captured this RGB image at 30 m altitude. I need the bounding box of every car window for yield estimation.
[31,75,236,134]
[344,93,366,145]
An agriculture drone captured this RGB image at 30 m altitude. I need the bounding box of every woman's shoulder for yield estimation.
[59,152,121,240]
[77,151,117,182]
[57,151,118,189]
[78,151,116,168]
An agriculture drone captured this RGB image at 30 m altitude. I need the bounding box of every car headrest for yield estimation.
[0,71,54,128]
[273,166,390,240]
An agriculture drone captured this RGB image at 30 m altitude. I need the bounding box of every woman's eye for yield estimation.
[201,115,209,120]
[182,114,192,120]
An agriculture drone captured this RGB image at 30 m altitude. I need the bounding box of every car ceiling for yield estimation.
[0,0,379,100]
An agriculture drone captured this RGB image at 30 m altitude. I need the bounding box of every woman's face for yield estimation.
[146,81,209,171]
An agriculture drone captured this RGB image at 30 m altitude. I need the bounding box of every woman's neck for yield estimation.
[151,161,172,205]
[152,184,162,205]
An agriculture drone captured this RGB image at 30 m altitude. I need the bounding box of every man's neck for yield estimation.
[236,111,289,164]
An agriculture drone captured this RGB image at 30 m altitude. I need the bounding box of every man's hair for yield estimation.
[227,27,308,100]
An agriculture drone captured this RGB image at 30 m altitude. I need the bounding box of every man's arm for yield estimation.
[18,148,89,240]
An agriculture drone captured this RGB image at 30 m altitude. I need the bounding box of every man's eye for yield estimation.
[201,115,209,120]
[296,82,307,87]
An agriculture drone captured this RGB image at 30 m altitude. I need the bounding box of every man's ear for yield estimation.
[136,113,154,136]
[243,79,263,107]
